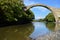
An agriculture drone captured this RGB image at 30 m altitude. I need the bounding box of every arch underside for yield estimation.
[25,4,60,22]
[26,4,52,11]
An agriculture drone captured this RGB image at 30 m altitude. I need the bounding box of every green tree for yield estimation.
[39,13,55,22]
[44,13,55,22]
[0,0,34,24]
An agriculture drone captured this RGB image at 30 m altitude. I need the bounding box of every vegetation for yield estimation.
[39,19,44,22]
[44,13,55,22]
[39,13,55,22]
[0,0,34,24]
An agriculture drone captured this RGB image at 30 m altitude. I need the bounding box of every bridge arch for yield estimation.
[25,4,52,12]
[24,4,60,22]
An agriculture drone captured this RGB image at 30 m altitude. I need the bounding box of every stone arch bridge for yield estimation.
[24,4,60,23]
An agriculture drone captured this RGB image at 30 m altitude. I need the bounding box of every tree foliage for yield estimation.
[39,13,55,22]
[44,13,55,22]
[0,0,34,24]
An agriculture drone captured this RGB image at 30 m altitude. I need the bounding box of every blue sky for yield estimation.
[24,0,60,20]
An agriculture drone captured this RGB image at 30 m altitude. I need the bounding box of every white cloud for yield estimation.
[35,16,45,20]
